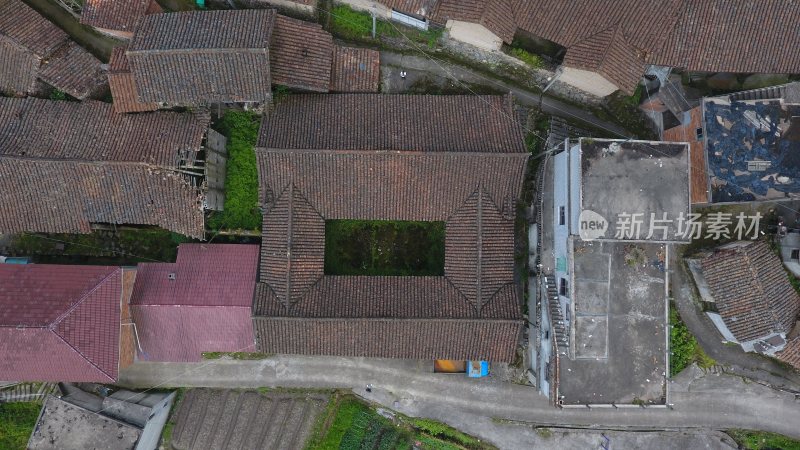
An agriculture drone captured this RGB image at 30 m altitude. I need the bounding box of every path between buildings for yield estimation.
[670,248,800,390]
[381,52,631,138]
[119,357,800,443]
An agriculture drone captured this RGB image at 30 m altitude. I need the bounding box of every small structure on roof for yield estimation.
[0,0,107,99]
[28,384,175,450]
[538,137,690,405]
[0,265,124,382]
[0,97,213,238]
[130,244,260,362]
[252,93,528,362]
[80,0,162,39]
[689,240,800,357]
[113,10,379,112]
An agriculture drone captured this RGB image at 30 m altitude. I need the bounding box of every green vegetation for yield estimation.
[329,4,442,48]
[670,306,715,376]
[324,220,445,276]
[7,229,191,264]
[201,352,271,360]
[206,110,262,232]
[596,86,655,140]
[307,395,493,450]
[0,402,41,450]
[49,89,67,101]
[727,429,800,450]
[509,47,544,69]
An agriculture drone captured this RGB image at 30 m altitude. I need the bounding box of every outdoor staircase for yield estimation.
[728,85,785,102]
[543,275,569,351]
[0,383,59,403]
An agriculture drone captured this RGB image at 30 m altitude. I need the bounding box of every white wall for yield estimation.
[559,66,619,97]
[445,20,503,51]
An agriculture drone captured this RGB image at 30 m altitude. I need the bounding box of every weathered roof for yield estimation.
[778,336,800,370]
[108,47,158,113]
[257,94,527,152]
[330,46,380,92]
[29,396,142,450]
[81,0,159,33]
[130,244,259,362]
[655,0,800,75]
[0,265,121,382]
[0,97,208,165]
[269,14,332,92]
[384,0,439,17]
[436,0,516,43]
[127,9,276,104]
[701,240,800,343]
[254,94,526,361]
[0,97,209,237]
[0,0,106,98]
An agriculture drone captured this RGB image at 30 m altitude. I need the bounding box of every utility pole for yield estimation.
[539,67,564,109]
[371,5,377,38]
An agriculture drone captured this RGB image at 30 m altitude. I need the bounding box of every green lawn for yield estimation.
[324,220,445,276]
[727,429,800,450]
[206,110,262,232]
[0,402,41,450]
[329,4,442,48]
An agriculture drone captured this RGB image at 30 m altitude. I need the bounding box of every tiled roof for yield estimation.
[654,0,800,75]
[257,94,527,152]
[269,15,332,92]
[0,97,209,165]
[562,26,645,97]
[81,0,160,33]
[702,241,800,343]
[436,0,516,44]
[330,46,380,92]
[777,336,800,370]
[254,94,526,361]
[0,0,106,99]
[130,244,259,362]
[0,264,122,382]
[0,159,206,237]
[127,9,276,104]
[108,47,158,113]
[252,318,522,361]
[131,244,260,307]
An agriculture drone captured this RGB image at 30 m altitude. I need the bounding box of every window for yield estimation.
[559,206,565,225]
[792,249,800,260]
[559,278,568,297]
[695,127,704,140]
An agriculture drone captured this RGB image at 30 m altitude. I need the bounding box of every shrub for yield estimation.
[206,111,262,231]
[510,47,544,69]
[727,429,800,450]
[670,306,715,376]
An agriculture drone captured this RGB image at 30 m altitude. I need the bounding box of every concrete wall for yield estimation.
[248,0,316,14]
[445,20,503,51]
[337,0,391,19]
[559,66,619,98]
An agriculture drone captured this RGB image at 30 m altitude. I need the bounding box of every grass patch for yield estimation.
[324,220,445,276]
[7,229,191,264]
[670,305,715,376]
[597,86,655,140]
[727,429,800,450]
[509,47,544,69]
[0,402,41,450]
[329,4,442,48]
[201,352,271,360]
[206,110,262,232]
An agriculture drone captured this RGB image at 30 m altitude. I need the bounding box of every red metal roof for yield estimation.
[0,264,122,382]
[130,244,259,362]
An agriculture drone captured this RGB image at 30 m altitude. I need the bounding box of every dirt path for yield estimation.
[23,0,123,61]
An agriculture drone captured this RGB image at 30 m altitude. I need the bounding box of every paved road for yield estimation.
[381,52,630,138]
[671,249,800,390]
[119,356,800,443]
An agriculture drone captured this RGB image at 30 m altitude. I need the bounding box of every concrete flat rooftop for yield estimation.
[559,240,668,405]
[580,139,690,241]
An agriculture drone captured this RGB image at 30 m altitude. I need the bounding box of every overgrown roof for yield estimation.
[253,94,527,361]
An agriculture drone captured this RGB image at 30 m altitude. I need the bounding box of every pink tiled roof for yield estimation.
[130,244,259,362]
[0,265,122,382]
